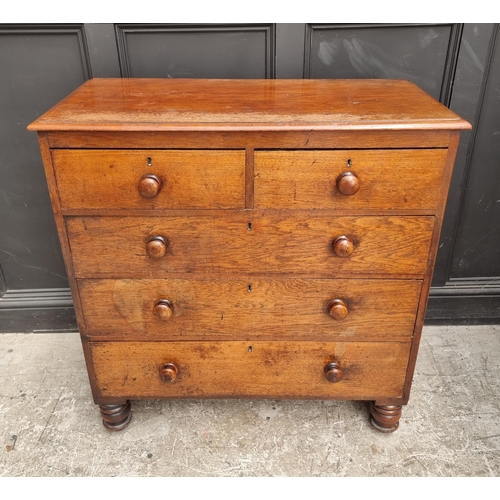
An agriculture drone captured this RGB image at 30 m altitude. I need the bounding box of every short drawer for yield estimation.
[52,149,245,210]
[67,214,434,278]
[89,340,411,400]
[79,278,421,341]
[254,149,448,211]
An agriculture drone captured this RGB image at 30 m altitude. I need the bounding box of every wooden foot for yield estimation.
[99,401,132,431]
[370,403,402,433]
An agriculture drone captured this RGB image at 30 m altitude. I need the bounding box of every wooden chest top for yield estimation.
[27,78,469,132]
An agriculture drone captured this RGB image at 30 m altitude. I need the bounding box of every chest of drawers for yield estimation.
[28,79,470,433]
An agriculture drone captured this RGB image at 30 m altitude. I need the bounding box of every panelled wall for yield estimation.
[0,23,499,331]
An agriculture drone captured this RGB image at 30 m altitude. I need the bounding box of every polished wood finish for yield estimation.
[138,174,162,199]
[401,131,463,405]
[89,341,410,399]
[327,299,349,321]
[336,171,360,197]
[29,79,470,432]
[99,401,132,431]
[78,278,422,341]
[370,403,402,433]
[159,362,179,383]
[153,299,173,320]
[45,129,454,150]
[52,149,245,210]
[332,235,356,258]
[254,150,448,210]
[28,79,470,132]
[146,236,168,259]
[324,362,343,383]
[36,135,87,330]
[66,215,434,278]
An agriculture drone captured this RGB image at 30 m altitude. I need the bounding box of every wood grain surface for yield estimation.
[28,77,471,427]
[28,79,470,132]
[254,149,448,211]
[66,214,435,278]
[88,340,411,400]
[45,129,454,150]
[78,278,422,341]
[52,149,245,210]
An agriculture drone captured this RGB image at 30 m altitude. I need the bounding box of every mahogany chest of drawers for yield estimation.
[29,79,470,432]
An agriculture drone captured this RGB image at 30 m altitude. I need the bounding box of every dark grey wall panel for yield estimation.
[84,24,121,77]
[276,23,305,78]
[0,25,90,291]
[432,23,496,286]
[450,26,500,278]
[116,24,275,78]
[305,24,460,101]
[0,265,6,296]
[0,305,77,333]
[0,23,498,329]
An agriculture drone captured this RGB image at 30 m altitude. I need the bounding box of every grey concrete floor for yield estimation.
[1,325,499,477]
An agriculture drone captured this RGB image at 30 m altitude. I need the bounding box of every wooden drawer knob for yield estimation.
[336,171,360,196]
[332,235,355,257]
[328,299,349,320]
[159,362,179,383]
[324,362,343,383]
[153,299,173,320]
[146,236,168,258]
[138,174,162,198]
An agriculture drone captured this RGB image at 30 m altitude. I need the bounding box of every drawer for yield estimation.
[79,278,422,341]
[254,149,448,211]
[52,149,245,210]
[67,214,434,278]
[89,340,411,400]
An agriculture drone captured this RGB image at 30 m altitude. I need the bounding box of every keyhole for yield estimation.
[248,346,253,353]
[247,222,252,231]
[147,157,152,166]
[247,284,252,292]
[346,158,352,168]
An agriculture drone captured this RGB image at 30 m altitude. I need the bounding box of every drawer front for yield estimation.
[67,215,434,278]
[89,340,410,400]
[52,149,245,210]
[79,278,422,341]
[254,149,448,211]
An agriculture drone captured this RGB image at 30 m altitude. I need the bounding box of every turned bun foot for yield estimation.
[370,403,402,433]
[99,401,132,431]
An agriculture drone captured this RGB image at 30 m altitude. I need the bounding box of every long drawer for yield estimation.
[79,278,421,341]
[52,149,245,210]
[88,340,411,400]
[66,214,434,278]
[254,149,448,211]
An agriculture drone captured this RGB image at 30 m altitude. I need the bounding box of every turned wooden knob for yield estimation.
[153,299,173,320]
[328,299,349,320]
[324,362,343,383]
[332,235,355,257]
[336,171,360,196]
[159,362,179,383]
[146,236,168,258]
[138,174,162,198]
